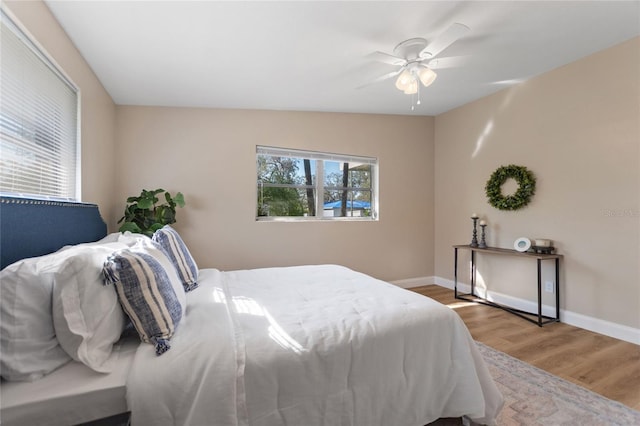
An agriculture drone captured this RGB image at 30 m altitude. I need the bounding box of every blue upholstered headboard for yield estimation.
[0,197,108,269]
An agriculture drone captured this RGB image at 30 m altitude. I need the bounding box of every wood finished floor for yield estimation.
[409,285,640,411]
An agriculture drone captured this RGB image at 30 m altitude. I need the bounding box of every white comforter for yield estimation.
[127,265,502,426]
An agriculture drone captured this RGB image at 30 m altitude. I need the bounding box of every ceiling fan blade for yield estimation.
[356,68,404,89]
[369,51,406,66]
[426,55,469,69]
[419,23,469,59]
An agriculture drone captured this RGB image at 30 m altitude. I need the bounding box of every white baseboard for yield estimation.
[560,310,640,345]
[389,276,435,289]
[391,276,640,346]
[434,277,558,318]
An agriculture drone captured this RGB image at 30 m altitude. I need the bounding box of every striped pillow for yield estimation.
[102,250,182,355]
[152,225,198,292]
[122,237,187,311]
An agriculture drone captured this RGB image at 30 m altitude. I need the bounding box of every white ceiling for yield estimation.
[44,1,640,116]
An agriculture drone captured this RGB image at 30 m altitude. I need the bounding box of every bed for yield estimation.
[0,196,503,426]
[0,197,136,425]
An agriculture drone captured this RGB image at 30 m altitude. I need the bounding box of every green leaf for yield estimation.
[137,198,153,209]
[120,188,185,235]
[119,222,142,234]
[174,192,185,208]
[154,205,172,223]
[149,223,164,233]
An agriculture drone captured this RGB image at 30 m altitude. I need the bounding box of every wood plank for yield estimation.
[409,285,640,411]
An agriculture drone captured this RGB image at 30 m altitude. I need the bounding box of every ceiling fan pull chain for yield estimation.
[411,79,420,111]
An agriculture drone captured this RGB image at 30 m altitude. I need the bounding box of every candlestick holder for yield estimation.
[470,217,479,247]
[479,224,487,248]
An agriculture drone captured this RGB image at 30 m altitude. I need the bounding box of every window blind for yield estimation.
[257,146,377,165]
[0,9,80,201]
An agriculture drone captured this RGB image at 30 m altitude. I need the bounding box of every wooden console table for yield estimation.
[453,245,562,326]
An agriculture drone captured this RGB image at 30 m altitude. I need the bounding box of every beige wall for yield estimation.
[3,1,117,223]
[114,108,435,282]
[434,37,640,329]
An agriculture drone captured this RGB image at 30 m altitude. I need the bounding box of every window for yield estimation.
[257,146,378,221]
[0,9,80,200]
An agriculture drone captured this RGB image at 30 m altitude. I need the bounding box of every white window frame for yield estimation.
[256,146,379,221]
[0,7,81,201]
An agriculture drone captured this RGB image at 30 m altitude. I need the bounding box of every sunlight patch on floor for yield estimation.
[446,301,479,310]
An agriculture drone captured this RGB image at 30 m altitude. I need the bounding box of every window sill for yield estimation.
[256,216,378,223]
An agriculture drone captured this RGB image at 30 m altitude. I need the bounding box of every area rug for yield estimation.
[465,342,640,425]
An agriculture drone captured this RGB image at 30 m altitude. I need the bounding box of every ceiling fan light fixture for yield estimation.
[367,22,469,104]
[418,66,437,87]
[403,79,418,95]
[395,69,413,91]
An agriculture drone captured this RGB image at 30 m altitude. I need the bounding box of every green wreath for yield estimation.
[485,165,536,211]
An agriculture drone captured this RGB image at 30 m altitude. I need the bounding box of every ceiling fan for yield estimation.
[365,23,470,98]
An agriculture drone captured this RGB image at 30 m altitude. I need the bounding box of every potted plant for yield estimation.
[118,188,185,237]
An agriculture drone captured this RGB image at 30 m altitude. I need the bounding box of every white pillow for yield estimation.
[118,231,151,247]
[1,250,77,381]
[52,243,129,372]
[58,232,122,251]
